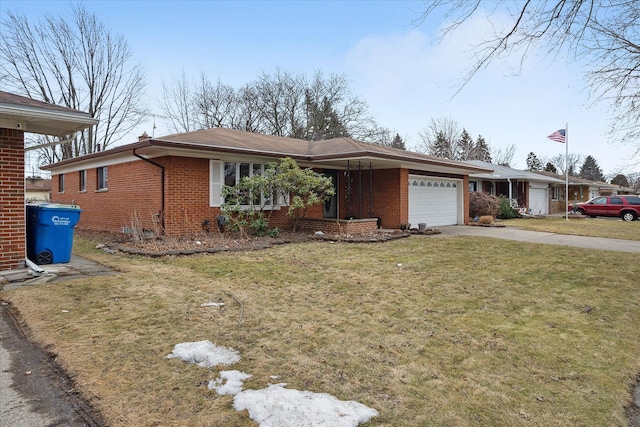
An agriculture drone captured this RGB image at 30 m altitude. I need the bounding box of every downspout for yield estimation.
[133,149,165,233]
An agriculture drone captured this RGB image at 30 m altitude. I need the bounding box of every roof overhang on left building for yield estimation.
[0,90,98,139]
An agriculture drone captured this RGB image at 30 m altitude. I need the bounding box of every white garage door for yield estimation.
[529,186,548,215]
[408,176,460,227]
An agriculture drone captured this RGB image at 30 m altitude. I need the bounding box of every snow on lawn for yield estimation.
[167,340,379,426]
[232,382,380,427]
[165,340,240,368]
[209,370,252,395]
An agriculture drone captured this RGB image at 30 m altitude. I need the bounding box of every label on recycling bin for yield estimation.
[51,215,71,226]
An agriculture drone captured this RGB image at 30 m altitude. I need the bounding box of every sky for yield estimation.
[2,0,638,178]
[166,339,379,426]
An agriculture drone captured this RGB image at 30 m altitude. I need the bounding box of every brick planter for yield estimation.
[297,217,379,235]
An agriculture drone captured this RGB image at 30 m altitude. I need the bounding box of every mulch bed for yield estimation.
[76,228,429,258]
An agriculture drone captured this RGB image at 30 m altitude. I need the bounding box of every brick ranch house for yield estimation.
[0,91,97,271]
[465,160,565,215]
[42,128,492,237]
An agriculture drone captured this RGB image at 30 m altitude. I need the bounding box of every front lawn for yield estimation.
[2,235,639,426]
[503,216,640,241]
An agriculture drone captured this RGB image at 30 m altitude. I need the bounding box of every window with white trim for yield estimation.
[210,160,283,208]
[58,174,64,193]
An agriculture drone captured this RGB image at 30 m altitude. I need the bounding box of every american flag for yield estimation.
[547,129,566,143]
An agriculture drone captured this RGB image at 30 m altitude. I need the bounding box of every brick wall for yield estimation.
[51,156,296,236]
[0,128,25,270]
[310,168,409,229]
[297,217,378,234]
[52,160,163,234]
[162,157,293,235]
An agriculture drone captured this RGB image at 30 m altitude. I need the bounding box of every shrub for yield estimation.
[497,196,519,219]
[469,192,500,218]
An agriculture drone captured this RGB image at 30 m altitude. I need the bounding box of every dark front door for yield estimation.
[323,170,338,219]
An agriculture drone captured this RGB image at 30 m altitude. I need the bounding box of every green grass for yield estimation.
[503,216,640,240]
[2,234,639,426]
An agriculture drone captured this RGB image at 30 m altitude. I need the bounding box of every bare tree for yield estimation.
[491,144,516,167]
[160,68,382,143]
[229,85,263,133]
[0,4,146,162]
[550,153,584,176]
[416,1,640,155]
[161,72,195,134]
[418,116,461,158]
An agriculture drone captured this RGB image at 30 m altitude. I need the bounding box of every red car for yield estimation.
[569,195,640,221]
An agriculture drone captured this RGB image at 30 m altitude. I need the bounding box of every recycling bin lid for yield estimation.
[29,203,82,211]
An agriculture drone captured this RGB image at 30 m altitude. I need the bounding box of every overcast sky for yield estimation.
[3,0,638,177]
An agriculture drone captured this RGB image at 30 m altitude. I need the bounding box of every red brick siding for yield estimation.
[341,168,407,229]
[0,128,26,270]
[297,217,378,234]
[161,157,293,235]
[52,161,162,234]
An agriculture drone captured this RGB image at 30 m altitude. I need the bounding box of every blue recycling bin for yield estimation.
[26,203,82,265]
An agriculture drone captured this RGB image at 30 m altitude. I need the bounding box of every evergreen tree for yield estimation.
[474,135,492,162]
[526,152,543,171]
[544,162,557,173]
[430,131,452,158]
[578,155,605,181]
[391,133,406,150]
[455,129,474,160]
[611,173,629,187]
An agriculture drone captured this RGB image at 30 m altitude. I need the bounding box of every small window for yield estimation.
[79,170,86,192]
[610,197,622,205]
[97,166,108,190]
[58,174,64,193]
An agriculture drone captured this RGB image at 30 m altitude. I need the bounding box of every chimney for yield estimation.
[138,132,150,141]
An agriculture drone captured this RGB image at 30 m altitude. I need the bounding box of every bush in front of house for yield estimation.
[497,195,519,219]
[469,192,500,219]
[221,157,334,235]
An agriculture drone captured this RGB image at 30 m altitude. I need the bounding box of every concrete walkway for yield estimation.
[1,255,114,291]
[436,225,640,254]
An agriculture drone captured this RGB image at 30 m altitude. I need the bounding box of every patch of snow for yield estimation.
[200,301,225,307]
[165,340,240,368]
[166,341,379,425]
[208,370,252,395]
[232,383,379,427]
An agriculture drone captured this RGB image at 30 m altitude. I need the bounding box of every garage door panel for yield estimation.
[529,187,548,215]
[408,177,460,227]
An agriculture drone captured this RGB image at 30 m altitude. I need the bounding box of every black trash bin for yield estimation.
[26,203,82,264]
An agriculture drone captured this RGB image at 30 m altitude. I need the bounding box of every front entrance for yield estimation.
[323,170,338,219]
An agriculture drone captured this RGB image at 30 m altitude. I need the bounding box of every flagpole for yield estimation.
[565,122,569,221]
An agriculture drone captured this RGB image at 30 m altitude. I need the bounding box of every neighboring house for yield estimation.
[42,128,492,236]
[0,91,97,271]
[25,177,51,203]
[465,160,564,215]
[533,171,638,213]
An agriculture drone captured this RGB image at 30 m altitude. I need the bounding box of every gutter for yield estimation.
[133,149,166,233]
